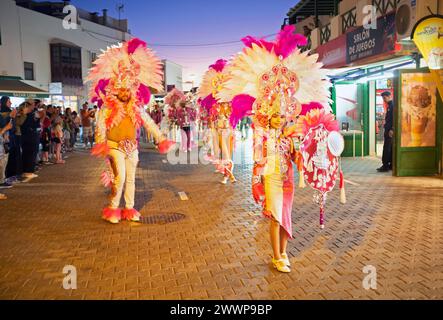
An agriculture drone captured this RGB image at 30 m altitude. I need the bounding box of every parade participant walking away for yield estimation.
[198,59,237,184]
[87,38,175,224]
[177,101,197,152]
[377,91,394,172]
[218,26,332,272]
[165,88,185,142]
[239,116,251,140]
[80,102,94,149]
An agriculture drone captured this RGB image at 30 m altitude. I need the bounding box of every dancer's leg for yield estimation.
[109,149,126,209]
[123,150,139,210]
[280,226,289,255]
[270,220,281,260]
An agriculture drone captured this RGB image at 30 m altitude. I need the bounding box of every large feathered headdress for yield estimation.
[165,88,186,107]
[217,25,332,128]
[197,59,230,113]
[86,38,163,108]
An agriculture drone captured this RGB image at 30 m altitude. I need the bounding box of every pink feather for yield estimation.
[242,26,307,57]
[127,38,147,54]
[274,25,307,58]
[230,94,255,127]
[200,94,217,112]
[137,83,151,105]
[95,79,110,96]
[209,59,228,72]
[241,36,275,53]
[300,102,324,116]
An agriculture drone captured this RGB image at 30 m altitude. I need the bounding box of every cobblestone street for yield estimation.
[0,141,442,300]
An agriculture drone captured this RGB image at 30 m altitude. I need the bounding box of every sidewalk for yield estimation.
[0,144,442,300]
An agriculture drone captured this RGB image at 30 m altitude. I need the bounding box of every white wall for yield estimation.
[163,60,183,92]
[0,0,130,102]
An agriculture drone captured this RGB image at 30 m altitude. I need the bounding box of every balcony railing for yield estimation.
[300,33,312,52]
[372,0,401,16]
[342,7,357,33]
[320,23,331,45]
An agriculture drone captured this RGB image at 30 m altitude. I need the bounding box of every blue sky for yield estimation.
[71,0,298,84]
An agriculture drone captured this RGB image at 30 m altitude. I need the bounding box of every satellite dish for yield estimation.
[395,3,411,37]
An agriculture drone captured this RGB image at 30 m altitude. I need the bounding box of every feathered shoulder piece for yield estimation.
[198,59,229,112]
[217,25,332,128]
[165,88,186,107]
[86,38,163,109]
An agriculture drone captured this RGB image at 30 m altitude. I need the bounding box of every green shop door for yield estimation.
[394,69,442,176]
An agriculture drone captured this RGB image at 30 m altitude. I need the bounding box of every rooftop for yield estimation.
[15,0,129,33]
[287,0,338,17]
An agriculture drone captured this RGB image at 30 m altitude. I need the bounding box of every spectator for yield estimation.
[21,101,40,180]
[72,111,81,146]
[40,111,51,164]
[2,98,24,183]
[52,116,65,164]
[63,108,74,152]
[0,111,13,192]
[377,91,394,172]
[80,102,94,148]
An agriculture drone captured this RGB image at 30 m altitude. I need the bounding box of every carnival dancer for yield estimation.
[218,26,331,272]
[176,100,197,153]
[198,59,236,184]
[87,38,175,224]
[165,88,185,142]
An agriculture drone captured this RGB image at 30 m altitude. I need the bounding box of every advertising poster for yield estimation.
[400,73,437,147]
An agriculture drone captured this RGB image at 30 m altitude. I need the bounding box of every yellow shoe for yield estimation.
[272,258,291,273]
[281,253,291,267]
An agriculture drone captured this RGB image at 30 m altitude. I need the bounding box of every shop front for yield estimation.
[316,11,442,177]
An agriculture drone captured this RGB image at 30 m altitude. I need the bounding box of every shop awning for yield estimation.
[0,77,49,98]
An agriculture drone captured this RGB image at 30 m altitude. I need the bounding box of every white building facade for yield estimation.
[0,0,131,111]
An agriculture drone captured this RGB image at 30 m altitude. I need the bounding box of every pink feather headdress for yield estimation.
[217,26,332,129]
[165,88,186,107]
[198,59,230,114]
[86,38,163,109]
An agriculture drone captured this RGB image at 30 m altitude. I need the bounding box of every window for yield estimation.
[24,62,34,80]
[50,43,83,86]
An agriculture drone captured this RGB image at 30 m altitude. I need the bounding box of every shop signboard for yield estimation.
[316,34,347,68]
[346,12,396,64]
[412,15,443,99]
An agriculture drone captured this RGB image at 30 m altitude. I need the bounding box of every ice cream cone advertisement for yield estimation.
[412,15,443,99]
[400,73,437,147]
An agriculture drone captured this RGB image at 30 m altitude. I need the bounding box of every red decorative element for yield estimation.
[91,143,110,158]
[121,208,141,221]
[158,139,176,154]
[262,73,270,81]
[272,66,279,74]
[102,207,121,222]
[252,183,265,205]
[302,108,339,135]
[301,126,338,194]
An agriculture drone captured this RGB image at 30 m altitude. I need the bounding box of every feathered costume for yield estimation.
[198,59,236,183]
[217,25,333,237]
[87,38,174,224]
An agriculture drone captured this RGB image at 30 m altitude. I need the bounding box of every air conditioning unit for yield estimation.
[395,0,417,40]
